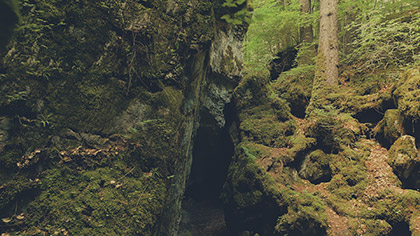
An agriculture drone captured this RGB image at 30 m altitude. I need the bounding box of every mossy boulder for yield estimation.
[388,135,420,182]
[0,0,231,234]
[275,208,327,236]
[16,166,165,235]
[306,110,364,153]
[272,66,314,118]
[222,151,285,236]
[374,109,404,147]
[299,149,331,184]
[274,187,328,236]
[236,75,295,148]
[394,69,420,121]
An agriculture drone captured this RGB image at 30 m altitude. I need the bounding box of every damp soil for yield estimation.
[179,199,230,236]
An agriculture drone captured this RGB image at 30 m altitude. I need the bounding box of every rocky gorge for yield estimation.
[1,0,420,235]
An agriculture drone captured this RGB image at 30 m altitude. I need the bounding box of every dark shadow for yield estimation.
[270,47,298,80]
[0,0,18,54]
[181,102,235,235]
[353,109,384,124]
[290,99,309,119]
[400,165,420,191]
[403,119,420,149]
[184,108,234,204]
[389,222,411,236]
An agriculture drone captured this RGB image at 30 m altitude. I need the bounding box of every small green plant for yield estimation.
[37,113,53,128]
[6,91,28,102]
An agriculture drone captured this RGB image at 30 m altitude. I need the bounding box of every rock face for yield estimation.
[0,0,244,235]
[2,0,420,236]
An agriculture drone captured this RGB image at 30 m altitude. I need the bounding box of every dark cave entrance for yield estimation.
[180,102,235,235]
[184,124,233,203]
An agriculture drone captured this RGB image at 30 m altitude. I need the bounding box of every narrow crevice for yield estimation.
[184,124,233,203]
[180,102,235,235]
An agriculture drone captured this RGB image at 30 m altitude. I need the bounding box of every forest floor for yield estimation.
[179,198,230,236]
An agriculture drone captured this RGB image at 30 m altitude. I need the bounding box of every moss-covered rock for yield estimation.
[222,149,285,236]
[374,109,404,147]
[388,135,420,182]
[394,69,420,122]
[272,66,314,118]
[299,149,331,184]
[0,0,234,234]
[17,166,165,235]
[306,110,364,153]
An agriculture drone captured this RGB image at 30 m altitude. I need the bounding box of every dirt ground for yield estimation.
[178,199,230,236]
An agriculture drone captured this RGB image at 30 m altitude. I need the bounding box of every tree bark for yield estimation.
[297,0,314,65]
[316,0,338,85]
[299,0,313,44]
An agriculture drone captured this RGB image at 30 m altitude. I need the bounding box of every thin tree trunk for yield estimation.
[316,0,338,85]
[298,0,314,65]
[299,0,313,44]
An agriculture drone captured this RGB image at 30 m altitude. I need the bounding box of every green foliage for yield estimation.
[244,0,300,72]
[221,8,250,25]
[340,0,420,71]
[243,0,319,73]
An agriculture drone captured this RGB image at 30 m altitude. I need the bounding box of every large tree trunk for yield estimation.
[316,0,338,85]
[305,0,338,115]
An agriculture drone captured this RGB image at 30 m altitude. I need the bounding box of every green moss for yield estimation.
[272,65,314,117]
[222,151,267,209]
[299,149,331,183]
[347,218,392,236]
[306,109,363,153]
[234,74,271,112]
[388,135,419,180]
[237,78,296,147]
[240,113,296,147]
[328,157,368,202]
[9,165,166,236]
[0,176,38,215]
[374,109,404,146]
[394,69,420,121]
[287,134,316,158]
[275,188,328,236]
